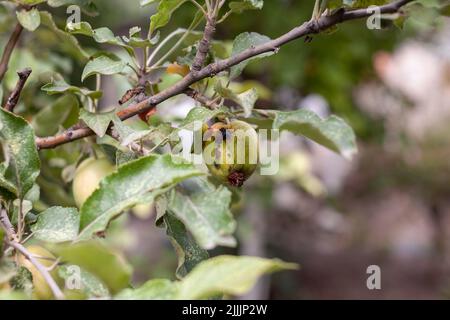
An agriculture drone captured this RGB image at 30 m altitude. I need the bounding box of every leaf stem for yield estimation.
[189,0,208,16]
[147,17,202,68]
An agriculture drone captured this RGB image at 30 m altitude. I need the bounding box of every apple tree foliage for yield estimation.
[0,0,446,299]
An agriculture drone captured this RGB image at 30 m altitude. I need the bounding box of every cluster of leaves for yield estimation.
[218,0,449,138]
[0,0,430,299]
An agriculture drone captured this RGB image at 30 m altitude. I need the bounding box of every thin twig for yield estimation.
[0,208,65,300]
[47,258,61,272]
[21,231,34,244]
[184,88,221,109]
[0,23,24,83]
[7,241,65,300]
[147,29,187,66]
[150,21,201,68]
[3,68,32,112]
[35,0,413,150]
[147,17,203,68]
[217,10,232,24]
[189,0,208,16]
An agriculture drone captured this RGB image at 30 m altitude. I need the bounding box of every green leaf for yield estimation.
[167,178,236,250]
[80,109,118,138]
[215,81,258,117]
[39,11,90,62]
[66,22,134,55]
[0,109,40,199]
[160,212,209,278]
[31,207,79,243]
[65,21,94,37]
[54,241,132,294]
[0,163,17,197]
[122,26,158,48]
[115,279,177,300]
[32,94,79,137]
[16,8,41,31]
[11,199,33,226]
[78,154,202,240]
[47,0,99,16]
[58,265,110,298]
[229,0,264,13]
[41,78,102,99]
[177,255,297,299]
[81,56,127,81]
[179,106,229,130]
[150,0,188,35]
[115,150,138,166]
[115,255,296,300]
[272,109,357,159]
[10,267,33,295]
[112,118,152,146]
[24,183,40,203]
[230,32,272,79]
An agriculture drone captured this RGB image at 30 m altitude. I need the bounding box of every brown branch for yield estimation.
[118,86,145,105]
[0,209,18,243]
[3,68,32,112]
[36,126,93,149]
[35,0,413,150]
[0,23,24,83]
[184,88,221,109]
[0,208,65,300]
[191,16,217,72]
